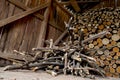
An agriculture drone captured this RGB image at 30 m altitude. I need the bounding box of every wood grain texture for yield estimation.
[0,2,49,28]
[0,0,69,57]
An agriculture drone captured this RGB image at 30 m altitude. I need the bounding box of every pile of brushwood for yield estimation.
[3,16,108,79]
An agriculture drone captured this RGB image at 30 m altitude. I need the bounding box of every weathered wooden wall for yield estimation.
[93,0,120,9]
[0,0,70,56]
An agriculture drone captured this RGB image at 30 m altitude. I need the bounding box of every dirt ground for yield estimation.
[0,67,119,80]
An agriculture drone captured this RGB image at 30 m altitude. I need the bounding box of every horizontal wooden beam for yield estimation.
[0,1,49,28]
[59,0,100,5]
[7,0,44,20]
[53,0,73,17]
[8,0,64,32]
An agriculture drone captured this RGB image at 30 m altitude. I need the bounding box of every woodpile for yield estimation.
[2,17,106,79]
[2,7,120,78]
[70,7,120,77]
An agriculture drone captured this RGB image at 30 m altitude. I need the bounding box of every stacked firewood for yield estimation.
[70,7,120,77]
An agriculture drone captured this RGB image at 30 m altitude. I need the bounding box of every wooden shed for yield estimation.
[0,0,120,79]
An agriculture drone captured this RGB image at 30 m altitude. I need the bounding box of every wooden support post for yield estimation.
[0,2,49,28]
[70,0,81,12]
[37,0,52,47]
[7,0,64,31]
[53,0,73,17]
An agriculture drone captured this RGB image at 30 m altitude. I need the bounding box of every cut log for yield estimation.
[113,47,119,53]
[116,52,120,56]
[106,21,111,26]
[83,28,88,34]
[110,51,115,56]
[93,41,97,46]
[117,42,120,48]
[114,55,118,60]
[98,25,104,30]
[106,33,112,38]
[97,50,103,55]
[106,56,112,61]
[116,60,120,64]
[98,43,103,47]
[109,67,115,73]
[113,73,119,78]
[100,55,106,60]
[105,72,112,77]
[116,66,120,73]
[97,38,102,43]
[111,60,116,65]
[88,44,94,49]
[104,61,109,66]
[112,34,120,41]
[111,41,117,46]
[106,44,112,49]
[112,64,117,69]
[102,38,110,45]
[104,50,110,56]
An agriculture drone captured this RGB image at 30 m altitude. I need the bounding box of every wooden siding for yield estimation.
[0,0,70,55]
[93,0,120,9]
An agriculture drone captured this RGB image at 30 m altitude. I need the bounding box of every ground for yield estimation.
[0,67,119,80]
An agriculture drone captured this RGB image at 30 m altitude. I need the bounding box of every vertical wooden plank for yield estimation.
[46,25,56,41]
[0,0,12,52]
[33,18,42,47]
[14,19,27,51]
[13,0,29,51]
[118,0,120,6]
[18,0,42,52]
[4,2,23,53]
[18,16,33,52]
[37,0,51,47]
[28,18,42,51]
[53,28,62,42]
